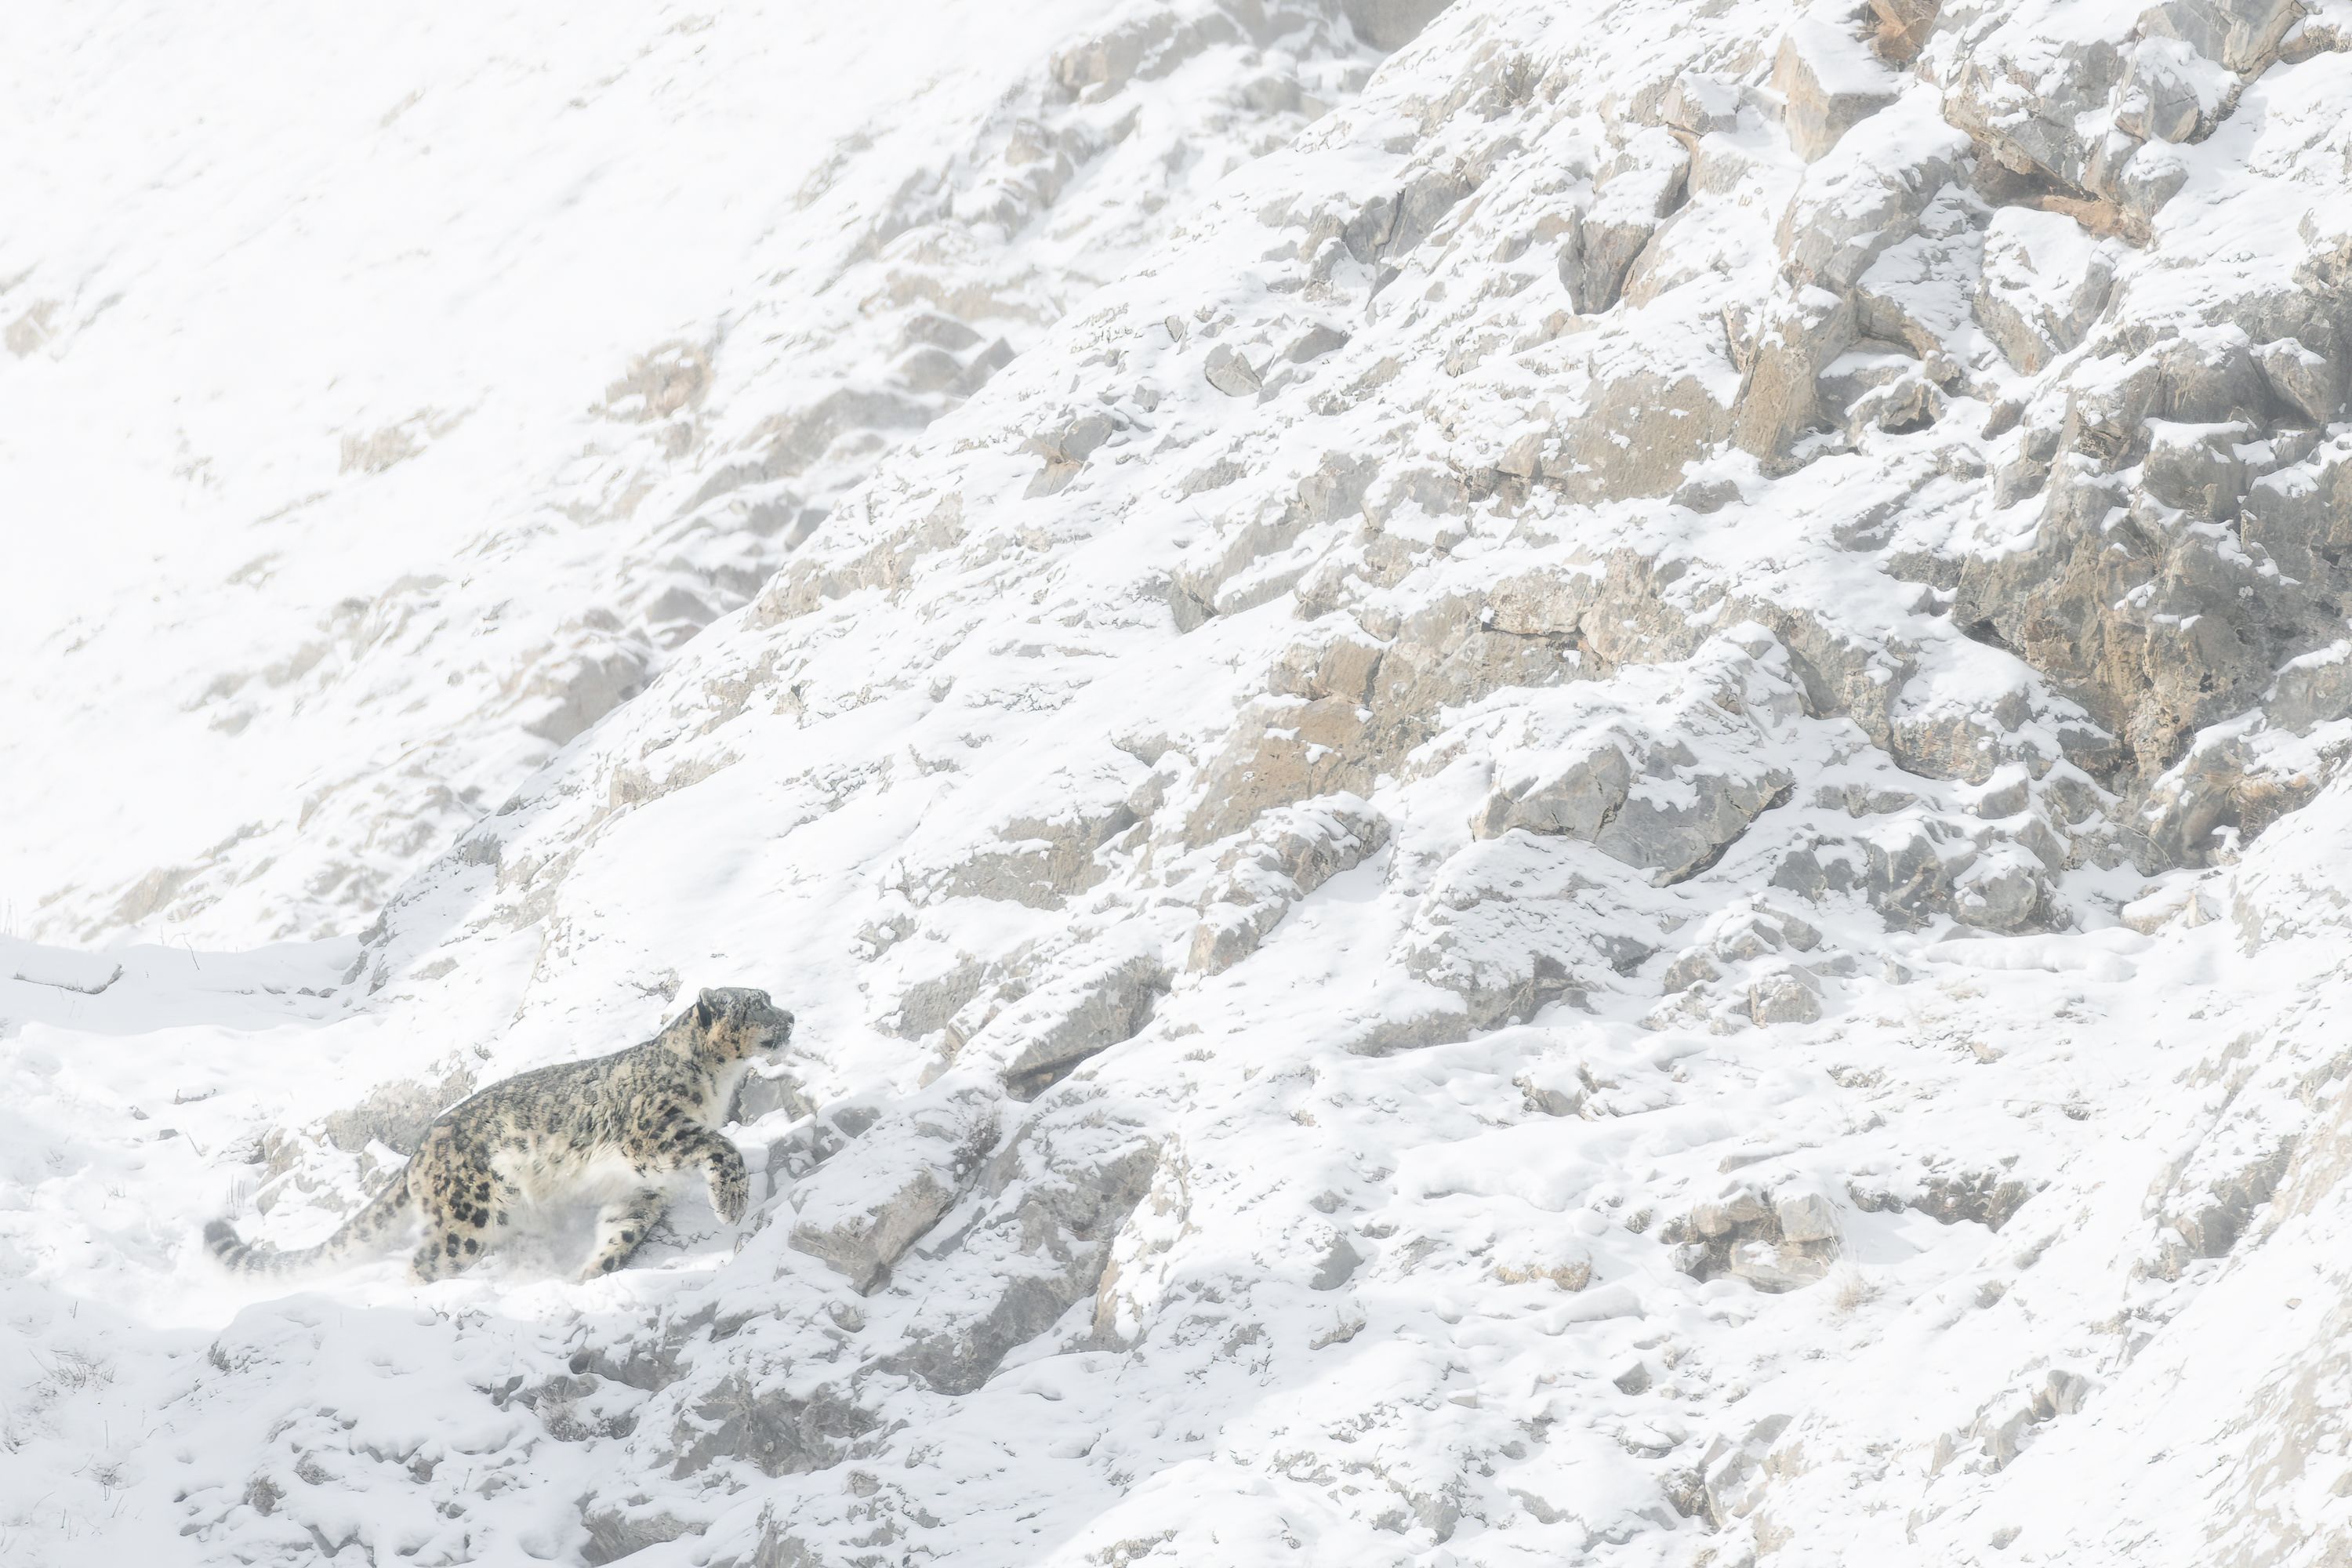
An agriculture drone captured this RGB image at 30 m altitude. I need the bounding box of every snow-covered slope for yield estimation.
[0,0,1393,944]
[12,0,2352,1562]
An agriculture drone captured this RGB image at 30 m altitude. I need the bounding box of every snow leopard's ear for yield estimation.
[692,991,720,1028]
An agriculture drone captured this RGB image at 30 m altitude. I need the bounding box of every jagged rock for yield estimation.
[1514,1056,1588,1115]
[1541,366,1735,500]
[1663,949,1723,993]
[2149,1137,2296,1277]
[1170,452,1377,628]
[2254,337,2346,425]
[1955,414,2297,782]
[956,946,1170,1098]
[1052,13,1177,98]
[2114,38,2229,144]
[2120,877,2219,931]
[2241,436,2352,586]
[1776,1191,1840,1243]
[2267,641,2352,733]
[1025,410,1123,495]
[1203,343,1263,397]
[669,1377,878,1479]
[2143,419,2250,520]
[1732,285,1856,460]
[1867,0,1940,60]
[1187,795,1388,973]
[1312,1233,1364,1289]
[1944,29,2127,194]
[1285,323,1352,363]
[1663,72,1743,135]
[1888,681,2038,785]
[1852,1168,2042,1230]
[1272,619,1386,706]
[1347,169,1475,269]
[903,771,1139,908]
[761,1114,850,1182]
[1976,208,2118,374]
[1777,92,1967,295]
[582,1501,698,1564]
[789,1083,1000,1292]
[1747,965,1824,1024]
[731,1067,812,1127]
[889,1131,1158,1392]
[1184,696,1377,845]
[1592,766,1795,884]
[1729,1236,1828,1289]
[522,644,651,746]
[1700,1414,1794,1526]
[1560,130,1688,314]
[1472,742,1632,841]
[2139,0,2304,72]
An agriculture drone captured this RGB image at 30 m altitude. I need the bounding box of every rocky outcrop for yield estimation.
[787,1083,1000,1293]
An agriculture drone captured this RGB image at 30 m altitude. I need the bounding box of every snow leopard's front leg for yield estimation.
[625,1096,750,1223]
[691,1127,751,1223]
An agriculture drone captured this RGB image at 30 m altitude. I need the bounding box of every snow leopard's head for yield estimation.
[669,986,794,1063]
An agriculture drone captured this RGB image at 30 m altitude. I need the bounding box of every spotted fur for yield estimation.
[205,988,793,1283]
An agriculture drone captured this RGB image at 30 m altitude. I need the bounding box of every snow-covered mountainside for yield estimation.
[11,0,2352,1560]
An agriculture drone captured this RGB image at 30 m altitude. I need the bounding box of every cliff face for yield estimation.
[11,0,2352,1563]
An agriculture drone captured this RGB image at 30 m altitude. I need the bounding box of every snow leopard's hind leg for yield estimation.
[404,1123,508,1283]
[580,1188,668,1280]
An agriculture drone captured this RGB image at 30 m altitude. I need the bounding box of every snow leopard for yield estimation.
[205,987,793,1283]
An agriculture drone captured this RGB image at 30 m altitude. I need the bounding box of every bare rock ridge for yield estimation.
[24,0,2352,1563]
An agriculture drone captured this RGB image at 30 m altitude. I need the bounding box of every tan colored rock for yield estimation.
[1731,287,1855,462]
[1272,619,1387,706]
[1184,696,1375,846]
[1867,0,1940,60]
[2267,640,2352,733]
[1169,453,1375,630]
[1663,73,1743,136]
[1662,949,1722,993]
[1773,20,1900,162]
[1559,131,1689,314]
[1943,34,2128,194]
[1776,1191,1840,1243]
[1541,368,1734,500]
[1185,796,1389,974]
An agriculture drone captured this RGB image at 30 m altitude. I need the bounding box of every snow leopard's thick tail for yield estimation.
[204,1166,416,1277]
